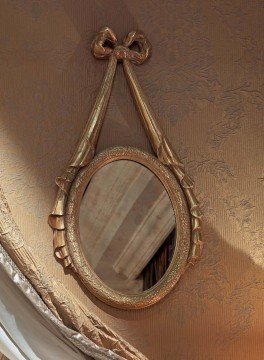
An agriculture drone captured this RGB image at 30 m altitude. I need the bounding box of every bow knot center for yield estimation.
[91,27,151,65]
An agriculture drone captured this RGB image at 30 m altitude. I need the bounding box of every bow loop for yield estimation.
[123,30,152,64]
[91,28,151,64]
[91,26,117,60]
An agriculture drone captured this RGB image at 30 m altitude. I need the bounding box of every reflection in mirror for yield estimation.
[80,160,176,294]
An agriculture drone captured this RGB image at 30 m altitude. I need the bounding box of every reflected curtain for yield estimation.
[143,229,176,290]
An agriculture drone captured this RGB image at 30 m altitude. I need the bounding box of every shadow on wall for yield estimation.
[69,222,264,360]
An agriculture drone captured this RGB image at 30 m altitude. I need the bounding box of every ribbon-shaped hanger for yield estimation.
[49,27,202,270]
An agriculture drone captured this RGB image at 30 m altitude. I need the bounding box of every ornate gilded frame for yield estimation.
[66,146,190,309]
[48,27,203,309]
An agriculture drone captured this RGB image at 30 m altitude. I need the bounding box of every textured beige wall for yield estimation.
[0,0,263,359]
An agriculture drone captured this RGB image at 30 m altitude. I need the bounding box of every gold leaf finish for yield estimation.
[49,27,201,309]
[66,146,190,309]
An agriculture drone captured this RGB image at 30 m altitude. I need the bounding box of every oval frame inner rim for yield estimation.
[65,146,191,310]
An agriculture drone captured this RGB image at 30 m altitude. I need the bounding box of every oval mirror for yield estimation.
[65,147,191,309]
[80,160,176,294]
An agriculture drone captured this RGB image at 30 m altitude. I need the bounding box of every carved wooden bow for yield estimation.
[91,26,151,64]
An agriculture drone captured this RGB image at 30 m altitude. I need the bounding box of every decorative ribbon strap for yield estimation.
[49,27,202,269]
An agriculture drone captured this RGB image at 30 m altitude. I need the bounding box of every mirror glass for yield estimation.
[80,160,176,294]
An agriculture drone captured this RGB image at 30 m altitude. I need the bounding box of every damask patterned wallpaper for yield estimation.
[0,1,263,359]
